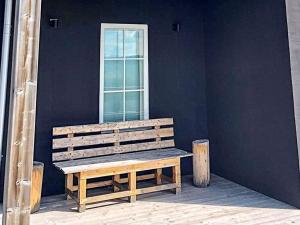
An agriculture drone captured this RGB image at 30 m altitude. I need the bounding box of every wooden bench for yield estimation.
[52,118,192,212]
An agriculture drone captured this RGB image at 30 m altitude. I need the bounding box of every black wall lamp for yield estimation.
[172,23,181,33]
[49,18,60,28]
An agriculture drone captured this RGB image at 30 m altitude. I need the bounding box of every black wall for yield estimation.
[30,0,207,197]
[0,0,299,209]
[204,0,300,208]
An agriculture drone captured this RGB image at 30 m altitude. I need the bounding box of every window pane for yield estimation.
[125,60,144,90]
[104,92,124,122]
[104,29,123,58]
[124,30,144,58]
[125,91,144,121]
[104,60,124,91]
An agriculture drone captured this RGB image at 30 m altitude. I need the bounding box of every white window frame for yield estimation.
[99,23,149,123]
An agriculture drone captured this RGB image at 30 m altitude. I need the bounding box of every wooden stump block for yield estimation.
[30,161,44,213]
[193,140,210,187]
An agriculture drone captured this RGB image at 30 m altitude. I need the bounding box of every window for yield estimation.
[100,23,149,123]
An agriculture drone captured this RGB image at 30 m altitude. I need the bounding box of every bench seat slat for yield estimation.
[53,127,173,149]
[53,140,175,161]
[54,148,192,174]
[53,118,173,136]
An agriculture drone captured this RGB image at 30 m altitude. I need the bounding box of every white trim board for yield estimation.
[286,0,300,172]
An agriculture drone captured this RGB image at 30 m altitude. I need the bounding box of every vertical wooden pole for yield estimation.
[193,140,210,187]
[2,0,42,224]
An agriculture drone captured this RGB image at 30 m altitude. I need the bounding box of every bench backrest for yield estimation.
[52,118,175,162]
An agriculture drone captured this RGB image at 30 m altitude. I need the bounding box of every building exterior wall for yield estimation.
[0,0,207,198]
[204,0,300,208]
[0,0,299,209]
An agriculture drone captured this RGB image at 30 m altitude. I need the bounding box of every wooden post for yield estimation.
[172,158,181,194]
[2,0,42,224]
[78,173,87,213]
[193,140,210,187]
[155,168,162,185]
[128,171,136,203]
[30,162,44,213]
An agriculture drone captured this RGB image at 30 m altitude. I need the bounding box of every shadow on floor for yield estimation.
[29,174,296,217]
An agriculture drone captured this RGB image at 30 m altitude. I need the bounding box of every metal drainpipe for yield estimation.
[0,0,13,169]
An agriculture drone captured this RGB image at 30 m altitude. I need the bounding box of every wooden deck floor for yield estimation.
[2,175,299,225]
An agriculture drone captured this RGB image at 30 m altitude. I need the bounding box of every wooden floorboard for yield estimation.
[0,174,298,225]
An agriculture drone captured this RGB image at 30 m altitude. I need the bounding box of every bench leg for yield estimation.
[65,174,73,200]
[155,168,162,185]
[113,174,121,192]
[128,171,136,203]
[172,159,181,194]
[78,174,87,213]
